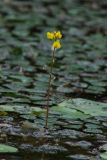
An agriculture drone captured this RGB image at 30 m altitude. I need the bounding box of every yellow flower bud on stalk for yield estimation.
[47,32,54,40]
[47,31,62,40]
[54,31,62,39]
[52,40,61,49]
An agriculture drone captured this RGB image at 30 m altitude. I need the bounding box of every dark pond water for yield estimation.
[0,0,107,159]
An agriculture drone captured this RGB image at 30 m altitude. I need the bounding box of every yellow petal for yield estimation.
[47,32,54,40]
[52,40,61,49]
[47,31,62,40]
[55,31,62,39]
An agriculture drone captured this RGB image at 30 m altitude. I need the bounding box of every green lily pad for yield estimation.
[100,152,107,159]
[52,101,90,120]
[0,144,18,153]
[0,105,15,112]
[52,98,107,119]
[71,98,107,117]
[0,105,29,114]
[0,104,45,117]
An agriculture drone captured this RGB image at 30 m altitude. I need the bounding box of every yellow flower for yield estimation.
[47,31,62,40]
[47,32,54,40]
[54,31,62,39]
[52,40,61,49]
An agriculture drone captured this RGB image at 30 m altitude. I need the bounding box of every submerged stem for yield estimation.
[45,48,55,129]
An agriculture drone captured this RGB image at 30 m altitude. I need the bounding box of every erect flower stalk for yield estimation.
[45,31,62,129]
[45,48,55,129]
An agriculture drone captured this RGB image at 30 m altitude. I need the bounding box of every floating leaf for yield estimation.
[0,144,18,153]
[0,105,29,114]
[100,152,107,159]
[52,101,90,120]
[52,98,107,119]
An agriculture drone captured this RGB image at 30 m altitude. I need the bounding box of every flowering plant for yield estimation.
[45,31,62,129]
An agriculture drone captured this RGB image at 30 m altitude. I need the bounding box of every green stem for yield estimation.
[45,48,55,129]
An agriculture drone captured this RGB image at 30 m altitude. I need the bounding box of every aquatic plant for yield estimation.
[45,31,62,129]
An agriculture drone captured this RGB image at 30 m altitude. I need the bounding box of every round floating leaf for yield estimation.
[52,102,90,120]
[52,98,107,120]
[0,144,18,153]
[100,152,107,159]
[0,105,29,114]
[0,104,45,118]
[0,105,15,112]
[71,98,107,117]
